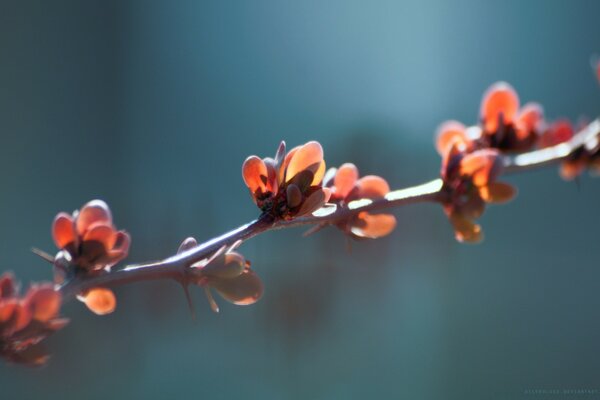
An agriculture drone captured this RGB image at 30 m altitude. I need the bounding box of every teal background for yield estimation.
[1,0,600,399]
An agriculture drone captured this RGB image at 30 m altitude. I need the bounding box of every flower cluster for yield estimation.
[0,274,67,366]
[435,82,535,242]
[436,82,545,156]
[539,119,600,180]
[52,200,130,315]
[440,145,515,242]
[323,163,396,239]
[179,238,263,313]
[242,141,330,220]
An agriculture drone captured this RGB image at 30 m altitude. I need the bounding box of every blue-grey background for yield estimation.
[1,1,599,399]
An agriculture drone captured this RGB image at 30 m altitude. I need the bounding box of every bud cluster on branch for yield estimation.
[2,62,600,366]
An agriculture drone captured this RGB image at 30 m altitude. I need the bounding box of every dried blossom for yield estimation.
[242,141,331,220]
[0,273,67,366]
[324,163,396,238]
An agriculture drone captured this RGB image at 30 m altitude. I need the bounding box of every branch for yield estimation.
[59,118,600,299]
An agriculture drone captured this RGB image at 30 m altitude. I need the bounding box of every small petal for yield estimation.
[311,160,326,186]
[435,120,470,155]
[212,270,264,306]
[76,200,113,235]
[517,102,544,136]
[25,285,61,322]
[274,140,286,166]
[80,288,116,315]
[279,146,299,183]
[242,156,268,194]
[350,212,396,239]
[109,231,130,256]
[459,150,502,187]
[479,182,517,204]
[263,158,279,193]
[52,213,77,250]
[480,82,520,133]
[354,175,390,199]
[83,223,117,251]
[285,141,324,183]
[333,163,359,199]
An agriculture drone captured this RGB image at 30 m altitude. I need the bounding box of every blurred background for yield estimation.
[1,0,599,399]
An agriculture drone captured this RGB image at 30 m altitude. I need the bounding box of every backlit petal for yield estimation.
[285,141,324,183]
[311,160,326,186]
[76,200,113,235]
[83,223,117,251]
[517,102,543,133]
[354,175,390,199]
[479,182,517,204]
[242,156,268,193]
[459,150,502,187]
[480,82,520,132]
[350,212,396,239]
[80,288,116,315]
[25,285,61,322]
[435,120,470,155]
[52,213,77,250]
[333,163,359,199]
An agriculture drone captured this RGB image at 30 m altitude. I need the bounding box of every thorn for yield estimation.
[180,282,196,320]
[302,224,327,237]
[204,286,219,313]
[31,248,55,264]
[228,239,243,252]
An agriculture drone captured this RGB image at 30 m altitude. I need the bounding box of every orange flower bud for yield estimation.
[78,288,116,316]
[327,164,396,239]
[242,141,330,220]
[52,200,131,271]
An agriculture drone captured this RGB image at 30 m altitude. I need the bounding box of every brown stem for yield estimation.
[59,118,600,299]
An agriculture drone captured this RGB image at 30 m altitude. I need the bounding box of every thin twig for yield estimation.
[58,118,600,299]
